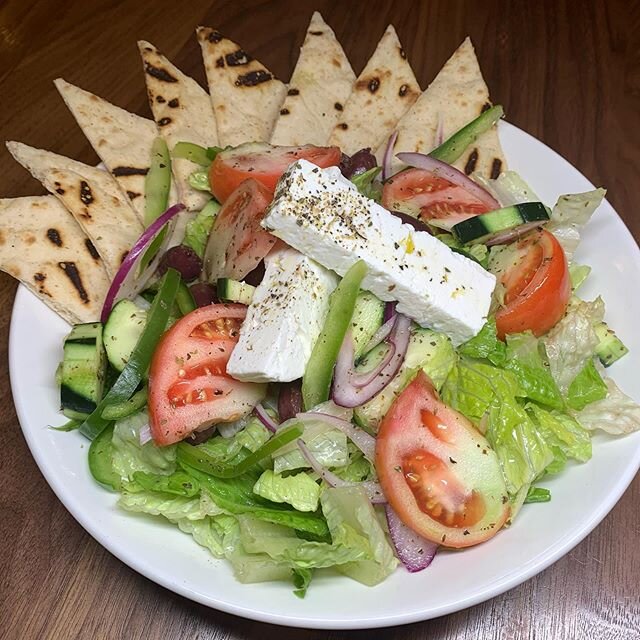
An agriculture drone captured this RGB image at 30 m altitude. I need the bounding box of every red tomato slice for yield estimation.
[376,371,510,548]
[209,142,341,203]
[203,178,277,282]
[495,229,571,339]
[382,167,492,223]
[148,304,266,445]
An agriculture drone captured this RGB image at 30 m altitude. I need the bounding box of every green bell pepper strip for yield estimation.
[175,281,197,316]
[302,260,368,410]
[176,422,304,479]
[429,105,504,165]
[524,486,551,504]
[88,425,120,490]
[172,141,211,166]
[144,137,172,226]
[100,386,148,421]
[79,269,181,440]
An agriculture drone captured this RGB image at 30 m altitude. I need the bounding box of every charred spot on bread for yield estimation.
[144,62,178,83]
[79,181,93,205]
[464,149,479,175]
[113,166,149,177]
[235,70,273,87]
[58,261,89,304]
[288,88,300,96]
[225,49,253,67]
[491,158,503,179]
[85,239,101,260]
[157,117,172,127]
[168,98,179,108]
[47,228,62,247]
[399,84,409,97]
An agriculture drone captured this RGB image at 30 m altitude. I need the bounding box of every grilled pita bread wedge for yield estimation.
[0,196,109,324]
[328,25,420,155]
[197,26,287,147]
[7,141,143,279]
[380,37,507,178]
[54,78,175,222]
[270,12,355,146]
[138,40,217,212]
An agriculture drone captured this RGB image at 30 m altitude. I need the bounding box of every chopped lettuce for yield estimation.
[332,444,373,482]
[574,376,640,435]
[547,189,606,262]
[524,487,551,503]
[188,169,211,192]
[473,170,539,207]
[569,264,592,291]
[253,470,321,512]
[118,487,224,521]
[567,359,608,410]
[133,470,200,497]
[351,167,382,202]
[458,318,506,366]
[292,568,313,598]
[436,233,489,268]
[177,514,237,557]
[183,199,221,258]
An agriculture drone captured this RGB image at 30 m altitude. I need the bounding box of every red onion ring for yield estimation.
[332,314,412,408]
[382,131,398,181]
[385,505,438,572]
[100,203,186,322]
[297,439,385,503]
[383,301,397,323]
[361,314,396,355]
[296,411,376,462]
[254,403,278,433]
[396,152,499,211]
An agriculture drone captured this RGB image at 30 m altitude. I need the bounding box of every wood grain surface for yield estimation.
[1,1,639,638]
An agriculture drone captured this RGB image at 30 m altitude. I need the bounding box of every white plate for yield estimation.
[9,121,640,630]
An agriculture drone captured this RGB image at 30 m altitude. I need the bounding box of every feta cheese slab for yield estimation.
[227,246,338,382]
[262,160,496,345]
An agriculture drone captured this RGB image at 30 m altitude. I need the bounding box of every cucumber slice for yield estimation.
[594,321,628,367]
[103,299,148,372]
[351,291,385,358]
[452,202,551,245]
[59,322,107,418]
[217,278,256,305]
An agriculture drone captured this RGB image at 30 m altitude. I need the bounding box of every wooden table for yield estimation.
[1,1,638,637]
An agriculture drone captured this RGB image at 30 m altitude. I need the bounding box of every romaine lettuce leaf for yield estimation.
[458,318,506,366]
[332,444,373,483]
[292,568,313,598]
[132,470,200,497]
[567,359,608,410]
[177,514,238,557]
[473,170,540,207]
[183,199,221,258]
[118,487,224,521]
[252,470,321,512]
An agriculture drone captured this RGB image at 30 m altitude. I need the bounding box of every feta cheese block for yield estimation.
[226,246,338,382]
[262,160,496,345]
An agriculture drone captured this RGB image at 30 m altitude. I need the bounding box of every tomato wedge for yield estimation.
[494,229,571,339]
[209,142,341,203]
[203,178,277,282]
[376,371,510,548]
[382,167,493,224]
[148,304,266,445]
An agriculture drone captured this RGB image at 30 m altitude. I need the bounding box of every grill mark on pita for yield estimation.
[368,78,380,93]
[158,117,172,126]
[85,239,101,260]
[334,102,343,111]
[215,57,225,68]
[127,191,141,200]
[53,180,65,195]
[47,228,62,247]
[168,98,179,108]
[156,95,166,103]
[309,30,324,36]
[481,102,492,113]
[490,158,503,180]
[288,88,299,96]
[34,273,45,282]
[144,62,178,83]
[207,30,223,43]
[113,166,149,177]
[399,84,409,97]
[280,108,290,115]
[464,149,479,175]
[224,49,253,66]
[80,181,94,205]
[338,123,348,130]
[58,262,89,304]
[235,70,273,87]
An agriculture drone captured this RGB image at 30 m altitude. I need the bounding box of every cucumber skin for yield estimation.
[351,292,385,359]
[217,278,256,305]
[103,300,148,372]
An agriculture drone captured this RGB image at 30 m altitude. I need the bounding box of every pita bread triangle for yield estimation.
[328,25,420,154]
[54,78,174,222]
[196,26,287,147]
[270,12,355,146]
[6,141,143,279]
[0,195,110,324]
[381,37,507,179]
[138,41,217,212]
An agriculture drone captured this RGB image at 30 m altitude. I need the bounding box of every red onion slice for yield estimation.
[396,152,499,211]
[381,131,398,181]
[254,403,278,433]
[483,221,547,246]
[101,203,186,322]
[361,315,396,355]
[385,505,438,572]
[297,439,385,503]
[332,314,412,408]
[383,301,397,323]
[296,411,376,462]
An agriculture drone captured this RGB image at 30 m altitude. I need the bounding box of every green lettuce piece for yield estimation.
[350,167,382,202]
[543,297,605,394]
[567,359,608,410]
[183,465,330,539]
[321,486,397,586]
[524,487,551,503]
[252,470,321,512]
[436,233,489,268]
[458,318,506,366]
[332,445,373,483]
[526,403,592,469]
[473,170,540,207]
[569,264,591,291]
[574,376,640,435]
[188,169,211,192]
[195,419,271,465]
[132,470,200,497]
[111,411,176,481]
[118,487,224,521]
[176,514,237,558]
[547,189,606,262]
[443,359,553,494]
[505,333,563,409]
[183,199,221,258]
[292,568,313,598]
